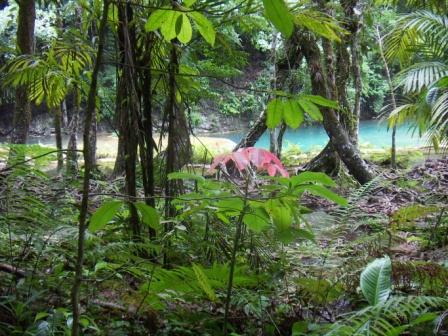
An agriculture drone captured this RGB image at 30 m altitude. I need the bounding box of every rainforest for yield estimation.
[0,0,448,335]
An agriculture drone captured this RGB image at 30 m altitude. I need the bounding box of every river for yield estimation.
[0,120,425,155]
[210,120,425,151]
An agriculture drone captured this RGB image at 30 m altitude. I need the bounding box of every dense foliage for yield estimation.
[0,0,447,335]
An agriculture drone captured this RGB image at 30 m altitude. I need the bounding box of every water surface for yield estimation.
[211,120,425,151]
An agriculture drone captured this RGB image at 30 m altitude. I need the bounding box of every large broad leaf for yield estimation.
[283,99,303,129]
[243,207,270,233]
[176,14,193,44]
[291,172,335,187]
[360,256,392,305]
[266,98,284,128]
[298,99,323,121]
[145,9,169,32]
[189,11,215,46]
[160,11,180,41]
[134,202,161,230]
[89,200,123,232]
[262,0,294,37]
[302,94,338,109]
[300,184,347,206]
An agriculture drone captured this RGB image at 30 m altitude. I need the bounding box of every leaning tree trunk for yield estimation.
[300,33,373,184]
[10,0,35,145]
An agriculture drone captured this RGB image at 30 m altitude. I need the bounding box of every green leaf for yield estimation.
[283,99,303,129]
[297,99,323,121]
[291,172,335,187]
[217,198,244,213]
[300,184,347,206]
[360,256,392,305]
[89,200,122,232]
[189,12,216,46]
[134,202,161,230]
[161,11,181,41]
[183,0,197,7]
[177,14,193,44]
[145,9,169,32]
[243,207,270,233]
[262,0,294,37]
[302,94,338,108]
[266,98,283,128]
[271,205,292,230]
[35,312,49,322]
[192,263,217,301]
[168,172,205,182]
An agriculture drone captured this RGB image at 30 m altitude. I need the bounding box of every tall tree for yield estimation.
[10,0,35,144]
[299,32,373,184]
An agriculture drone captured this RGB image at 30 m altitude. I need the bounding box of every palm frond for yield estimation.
[396,62,448,93]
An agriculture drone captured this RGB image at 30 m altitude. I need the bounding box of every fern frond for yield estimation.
[323,296,448,336]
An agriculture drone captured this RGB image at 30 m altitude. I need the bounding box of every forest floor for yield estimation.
[0,146,447,335]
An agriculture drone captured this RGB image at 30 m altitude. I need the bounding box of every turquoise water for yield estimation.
[212,120,426,152]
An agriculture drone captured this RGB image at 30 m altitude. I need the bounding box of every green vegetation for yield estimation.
[1,0,447,335]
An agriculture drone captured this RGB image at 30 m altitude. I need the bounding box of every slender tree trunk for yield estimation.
[71,1,109,334]
[54,105,63,171]
[375,26,397,170]
[349,2,364,145]
[300,33,373,184]
[116,1,140,238]
[66,89,80,175]
[10,0,35,145]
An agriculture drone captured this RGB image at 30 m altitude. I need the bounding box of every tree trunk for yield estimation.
[300,33,373,184]
[118,1,140,238]
[71,1,109,334]
[10,0,35,145]
[66,89,80,175]
[54,105,63,171]
[233,110,267,150]
[375,26,397,170]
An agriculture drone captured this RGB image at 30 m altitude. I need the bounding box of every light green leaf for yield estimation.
[168,172,205,182]
[192,263,216,301]
[283,98,304,129]
[134,202,160,230]
[183,0,197,6]
[161,11,181,41]
[302,94,338,108]
[189,11,216,46]
[243,207,270,233]
[262,0,294,37]
[145,9,169,32]
[291,172,335,187]
[360,256,392,306]
[176,14,193,44]
[298,99,323,121]
[89,200,122,232]
[266,98,283,129]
